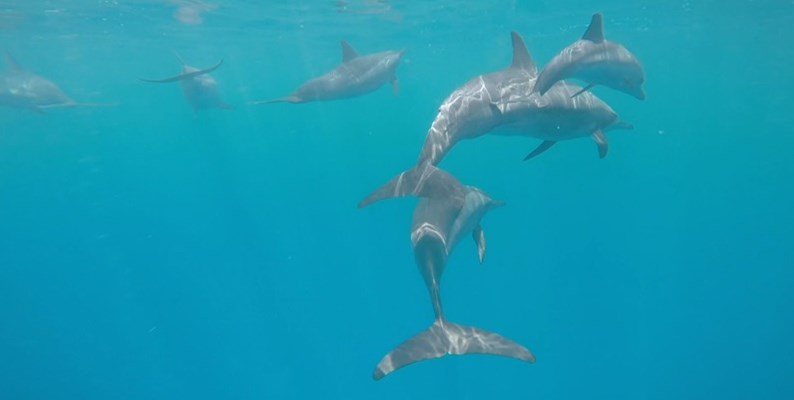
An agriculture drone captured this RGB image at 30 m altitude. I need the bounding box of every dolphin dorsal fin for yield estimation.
[341,41,358,62]
[5,52,22,72]
[582,13,605,43]
[509,32,538,76]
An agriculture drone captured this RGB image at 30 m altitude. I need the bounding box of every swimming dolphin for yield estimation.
[140,54,232,111]
[359,163,535,380]
[532,13,646,100]
[417,32,537,166]
[249,41,404,104]
[495,80,633,160]
[417,31,630,164]
[0,53,114,113]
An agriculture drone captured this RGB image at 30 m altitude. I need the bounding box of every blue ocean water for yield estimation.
[1,1,793,399]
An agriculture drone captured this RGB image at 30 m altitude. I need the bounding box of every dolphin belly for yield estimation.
[497,103,613,141]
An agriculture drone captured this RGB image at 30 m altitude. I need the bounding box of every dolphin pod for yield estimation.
[417,31,634,166]
[360,13,646,379]
[3,12,647,380]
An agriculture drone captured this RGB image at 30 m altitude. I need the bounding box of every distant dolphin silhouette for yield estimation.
[249,41,404,104]
[0,53,115,113]
[359,163,535,380]
[417,31,631,164]
[140,53,232,111]
[533,13,646,100]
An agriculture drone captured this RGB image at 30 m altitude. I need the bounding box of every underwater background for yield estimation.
[1,1,793,399]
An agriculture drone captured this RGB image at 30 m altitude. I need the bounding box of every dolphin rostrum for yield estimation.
[0,53,115,113]
[140,53,232,111]
[249,41,404,104]
[532,13,646,100]
[418,31,631,164]
[359,163,535,380]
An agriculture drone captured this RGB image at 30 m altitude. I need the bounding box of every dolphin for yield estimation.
[417,32,537,166]
[417,31,630,164]
[0,53,115,113]
[249,41,404,104]
[359,163,535,380]
[495,80,633,160]
[140,54,232,111]
[532,13,646,100]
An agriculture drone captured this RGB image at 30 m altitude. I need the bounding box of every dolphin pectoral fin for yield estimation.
[523,140,556,161]
[248,95,302,105]
[582,13,605,43]
[373,319,535,380]
[532,71,553,96]
[592,130,608,158]
[571,83,596,98]
[140,59,224,83]
[341,40,359,62]
[473,225,487,264]
[391,77,400,96]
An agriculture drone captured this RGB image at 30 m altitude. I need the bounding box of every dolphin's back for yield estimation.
[417,68,533,166]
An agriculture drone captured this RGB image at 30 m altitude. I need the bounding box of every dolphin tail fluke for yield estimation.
[139,58,224,83]
[248,95,302,105]
[373,319,534,380]
[358,163,463,208]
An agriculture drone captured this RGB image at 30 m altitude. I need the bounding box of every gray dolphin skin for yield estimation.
[249,41,404,104]
[0,53,114,113]
[418,31,631,164]
[533,13,646,100]
[417,32,537,166]
[495,80,633,160]
[140,54,232,111]
[359,163,535,380]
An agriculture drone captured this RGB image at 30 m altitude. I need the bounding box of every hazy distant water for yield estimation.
[1,1,793,399]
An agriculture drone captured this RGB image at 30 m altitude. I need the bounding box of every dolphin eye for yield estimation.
[623,78,633,88]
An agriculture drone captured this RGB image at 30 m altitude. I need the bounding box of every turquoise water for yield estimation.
[1,1,793,399]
